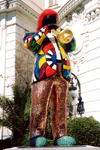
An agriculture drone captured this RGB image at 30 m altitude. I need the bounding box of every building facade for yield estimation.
[0,0,100,139]
[0,0,44,99]
[57,0,100,121]
[0,0,43,139]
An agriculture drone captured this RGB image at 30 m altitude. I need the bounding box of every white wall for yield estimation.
[0,14,6,96]
[58,0,100,122]
[44,0,69,11]
[0,0,38,98]
[58,0,69,7]
[0,0,38,139]
[78,16,100,121]
[5,13,16,97]
[22,0,44,13]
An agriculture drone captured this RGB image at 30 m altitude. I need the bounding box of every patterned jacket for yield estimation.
[23,26,76,84]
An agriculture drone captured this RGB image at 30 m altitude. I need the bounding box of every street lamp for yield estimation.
[6,0,9,9]
[69,78,77,91]
[69,73,85,117]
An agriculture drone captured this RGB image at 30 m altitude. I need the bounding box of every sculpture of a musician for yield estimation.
[23,9,76,147]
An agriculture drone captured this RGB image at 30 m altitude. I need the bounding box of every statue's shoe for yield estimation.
[29,136,47,147]
[55,135,76,146]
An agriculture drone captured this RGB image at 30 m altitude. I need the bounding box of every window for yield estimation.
[49,0,58,7]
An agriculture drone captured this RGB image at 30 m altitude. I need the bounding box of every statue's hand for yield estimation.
[47,24,58,30]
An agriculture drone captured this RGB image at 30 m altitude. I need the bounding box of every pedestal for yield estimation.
[4,145,100,150]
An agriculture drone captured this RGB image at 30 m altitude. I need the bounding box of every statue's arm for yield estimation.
[23,26,49,52]
[65,37,76,53]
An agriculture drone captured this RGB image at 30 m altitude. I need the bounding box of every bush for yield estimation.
[0,84,31,147]
[13,133,29,147]
[45,107,53,140]
[47,139,54,146]
[67,116,100,146]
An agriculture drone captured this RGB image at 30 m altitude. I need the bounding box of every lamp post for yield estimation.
[69,78,77,91]
[6,0,9,9]
[69,73,85,117]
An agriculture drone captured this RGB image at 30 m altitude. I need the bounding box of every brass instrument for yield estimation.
[51,28,73,44]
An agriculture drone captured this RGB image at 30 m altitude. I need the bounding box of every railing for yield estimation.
[58,0,84,21]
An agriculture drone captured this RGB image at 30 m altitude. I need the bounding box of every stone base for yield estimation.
[4,145,100,150]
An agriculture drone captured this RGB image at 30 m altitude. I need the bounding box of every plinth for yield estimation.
[4,145,100,150]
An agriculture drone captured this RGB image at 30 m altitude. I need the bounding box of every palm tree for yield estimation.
[0,84,31,146]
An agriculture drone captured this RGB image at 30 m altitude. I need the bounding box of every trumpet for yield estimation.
[51,27,73,44]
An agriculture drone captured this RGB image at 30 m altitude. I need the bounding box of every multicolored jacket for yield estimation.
[23,26,76,84]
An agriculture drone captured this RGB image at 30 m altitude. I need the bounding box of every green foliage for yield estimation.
[47,139,54,146]
[21,133,30,146]
[13,133,29,147]
[0,84,31,146]
[67,116,100,146]
[15,42,34,91]
[45,106,53,140]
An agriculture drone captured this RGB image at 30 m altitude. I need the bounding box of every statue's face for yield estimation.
[42,15,57,26]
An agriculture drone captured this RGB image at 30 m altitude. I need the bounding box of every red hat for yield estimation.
[37,9,58,31]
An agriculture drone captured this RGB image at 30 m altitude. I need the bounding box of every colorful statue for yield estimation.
[23,9,76,147]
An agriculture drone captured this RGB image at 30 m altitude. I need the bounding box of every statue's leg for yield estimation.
[50,79,69,141]
[30,79,52,146]
[50,71,76,146]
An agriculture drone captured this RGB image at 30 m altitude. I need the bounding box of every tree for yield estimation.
[15,42,35,90]
[0,84,31,146]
